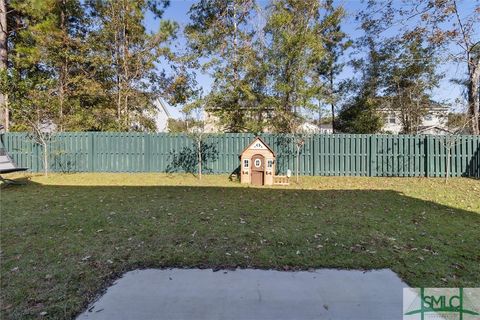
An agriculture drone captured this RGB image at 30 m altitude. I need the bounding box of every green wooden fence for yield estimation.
[3,132,480,178]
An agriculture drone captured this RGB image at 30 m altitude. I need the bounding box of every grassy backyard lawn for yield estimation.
[1,173,479,319]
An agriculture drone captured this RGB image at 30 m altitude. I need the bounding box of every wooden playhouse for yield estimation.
[240,137,289,186]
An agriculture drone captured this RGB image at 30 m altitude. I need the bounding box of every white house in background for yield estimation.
[297,123,334,134]
[380,103,450,134]
[318,124,333,134]
[204,112,334,134]
[204,110,220,133]
[298,122,320,133]
[153,98,172,132]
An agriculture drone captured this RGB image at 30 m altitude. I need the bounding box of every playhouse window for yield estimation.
[254,159,261,167]
[267,160,273,168]
[243,159,249,168]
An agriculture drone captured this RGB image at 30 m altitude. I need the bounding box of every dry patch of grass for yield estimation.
[1,173,479,319]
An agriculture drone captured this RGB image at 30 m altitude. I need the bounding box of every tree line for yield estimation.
[0,0,479,135]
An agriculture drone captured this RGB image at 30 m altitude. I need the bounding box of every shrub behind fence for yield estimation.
[3,132,479,178]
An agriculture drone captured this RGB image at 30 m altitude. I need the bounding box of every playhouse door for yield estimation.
[251,154,265,186]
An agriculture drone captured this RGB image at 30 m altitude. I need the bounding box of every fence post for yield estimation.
[35,140,40,173]
[311,135,315,175]
[425,135,429,177]
[145,133,151,172]
[89,132,95,172]
[369,135,376,177]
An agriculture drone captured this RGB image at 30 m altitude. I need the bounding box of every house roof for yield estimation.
[417,125,453,134]
[299,122,320,132]
[240,136,276,156]
[319,124,333,129]
[378,99,449,112]
[154,98,172,118]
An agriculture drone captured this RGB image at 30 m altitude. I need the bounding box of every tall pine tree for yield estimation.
[264,0,327,132]
[87,0,178,131]
[185,0,265,132]
[383,32,441,133]
[314,0,350,133]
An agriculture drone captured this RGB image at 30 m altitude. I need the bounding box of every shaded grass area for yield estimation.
[1,173,480,319]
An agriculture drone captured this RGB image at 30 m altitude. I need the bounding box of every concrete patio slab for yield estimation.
[77,268,408,320]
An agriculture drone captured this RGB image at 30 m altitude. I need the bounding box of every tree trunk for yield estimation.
[111,2,122,127]
[445,140,451,184]
[43,141,49,177]
[116,76,122,127]
[34,130,49,177]
[198,139,202,179]
[330,69,335,133]
[331,103,335,133]
[296,144,300,183]
[232,1,238,82]
[122,0,130,130]
[0,0,8,130]
[467,56,480,135]
[4,94,8,130]
[58,0,67,132]
[317,101,321,124]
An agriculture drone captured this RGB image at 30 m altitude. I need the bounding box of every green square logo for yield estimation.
[403,288,480,320]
